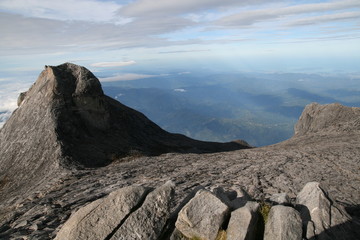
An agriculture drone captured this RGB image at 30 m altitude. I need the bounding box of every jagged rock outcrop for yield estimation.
[0,63,248,201]
[294,102,360,135]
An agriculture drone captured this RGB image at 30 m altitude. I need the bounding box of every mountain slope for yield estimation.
[0,64,359,239]
[0,63,248,201]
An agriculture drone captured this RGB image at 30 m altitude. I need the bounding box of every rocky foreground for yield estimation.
[0,63,359,239]
[54,181,357,240]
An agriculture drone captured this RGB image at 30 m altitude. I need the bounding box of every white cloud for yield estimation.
[91,61,136,68]
[286,11,360,27]
[99,73,158,82]
[159,49,210,54]
[0,81,30,128]
[174,88,187,92]
[0,12,197,56]
[216,0,360,27]
[0,0,122,22]
[1,0,360,74]
[119,0,276,17]
[178,72,191,75]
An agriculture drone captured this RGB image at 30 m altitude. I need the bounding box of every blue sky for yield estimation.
[1,0,360,123]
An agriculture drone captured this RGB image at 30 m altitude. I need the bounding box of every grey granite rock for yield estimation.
[227,201,259,240]
[294,102,360,135]
[270,192,290,205]
[54,185,147,240]
[175,189,229,240]
[296,182,353,240]
[110,181,175,240]
[1,63,360,240]
[264,205,302,240]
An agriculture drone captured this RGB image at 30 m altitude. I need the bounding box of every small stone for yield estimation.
[269,192,290,205]
[29,223,38,231]
[14,220,28,229]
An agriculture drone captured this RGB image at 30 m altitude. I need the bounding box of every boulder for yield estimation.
[264,205,302,240]
[54,185,148,240]
[175,189,229,240]
[226,201,259,240]
[296,182,352,239]
[110,181,175,240]
[269,192,290,205]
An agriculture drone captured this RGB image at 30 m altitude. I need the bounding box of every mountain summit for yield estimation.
[0,63,248,198]
[0,64,359,239]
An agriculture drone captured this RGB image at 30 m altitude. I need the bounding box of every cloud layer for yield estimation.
[1,0,359,56]
[91,61,136,68]
[99,73,159,82]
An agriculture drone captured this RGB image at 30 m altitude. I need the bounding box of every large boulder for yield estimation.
[264,205,302,240]
[110,181,175,240]
[55,185,148,240]
[226,201,259,240]
[175,190,229,240]
[296,182,352,240]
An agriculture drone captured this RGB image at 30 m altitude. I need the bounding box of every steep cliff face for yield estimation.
[0,63,248,200]
[0,65,64,200]
[294,102,360,136]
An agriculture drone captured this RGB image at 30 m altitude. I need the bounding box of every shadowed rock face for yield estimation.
[0,63,248,200]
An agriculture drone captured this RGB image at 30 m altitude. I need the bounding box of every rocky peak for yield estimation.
[0,63,248,202]
[17,63,103,107]
[50,63,104,97]
[294,102,360,136]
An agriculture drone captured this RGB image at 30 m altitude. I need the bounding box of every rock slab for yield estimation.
[110,181,175,240]
[175,189,229,240]
[227,201,259,240]
[264,205,302,240]
[54,185,148,240]
[296,182,352,240]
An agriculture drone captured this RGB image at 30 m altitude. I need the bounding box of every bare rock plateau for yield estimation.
[0,63,359,239]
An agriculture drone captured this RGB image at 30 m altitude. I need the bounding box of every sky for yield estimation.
[1,0,360,125]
